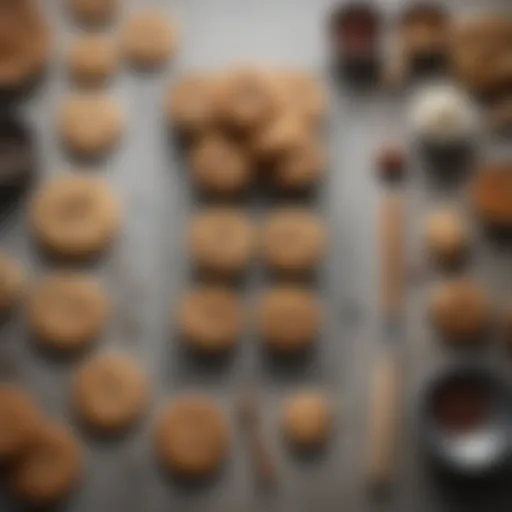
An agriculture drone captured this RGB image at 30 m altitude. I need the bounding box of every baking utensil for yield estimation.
[366,192,404,491]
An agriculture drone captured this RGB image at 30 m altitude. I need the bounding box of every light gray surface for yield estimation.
[1,0,512,511]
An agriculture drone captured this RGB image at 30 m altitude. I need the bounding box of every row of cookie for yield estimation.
[188,207,326,277]
[168,68,327,195]
[0,377,333,506]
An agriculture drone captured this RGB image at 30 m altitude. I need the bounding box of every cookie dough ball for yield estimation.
[10,422,83,506]
[430,279,490,344]
[30,175,121,259]
[0,386,40,462]
[123,10,178,68]
[72,353,149,433]
[189,135,252,196]
[155,395,230,479]
[189,208,254,277]
[251,114,309,163]
[279,71,327,125]
[0,254,24,312]
[28,272,110,353]
[67,35,117,86]
[282,391,333,450]
[261,209,326,274]
[178,287,243,355]
[217,66,284,131]
[58,93,123,157]
[68,0,119,24]
[472,163,512,229]
[272,137,325,191]
[259,287,322,354]
[425,209,468,266]
[166,75,219,136]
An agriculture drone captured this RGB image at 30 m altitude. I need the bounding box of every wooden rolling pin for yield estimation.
[366,193,404,492]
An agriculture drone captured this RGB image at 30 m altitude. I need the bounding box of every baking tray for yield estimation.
[1,0,512,511]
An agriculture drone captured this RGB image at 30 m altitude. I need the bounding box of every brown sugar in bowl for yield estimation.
[471,163,512,229]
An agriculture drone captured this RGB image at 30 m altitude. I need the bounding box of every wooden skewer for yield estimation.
[366,193,404,492]
[237,388,277,488]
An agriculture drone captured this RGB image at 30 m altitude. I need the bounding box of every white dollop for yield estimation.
[408,83,478,143]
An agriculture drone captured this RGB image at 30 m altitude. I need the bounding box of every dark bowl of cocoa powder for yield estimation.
[419,362,512,478]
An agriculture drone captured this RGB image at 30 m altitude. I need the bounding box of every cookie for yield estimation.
[425,209,468,266]
[0,385,40,462]
[261,208,326,274]
[177,287,243,355]
[58,93,123,157]
[68,0,119,25]
[259,287,322,354]
[272,137,325,191]
[282,391,333,449]
[123,10,178,68]
[189,135,252,196]
[28,272,110,352]
[155,395,230,478]
[430,279,490,344]
[72,353,149,433]
[166,75,219,136]
[0,113,36,201]
[67,35,117,86]
[10,422,83,506]
[279,71,327,125]
[251,114,309,163]
[472,163,512,228]
[30,175,121,259]
[0,253,24,312]
[0,0,51,90]
[189,208,254,277]
[217,66,283,131]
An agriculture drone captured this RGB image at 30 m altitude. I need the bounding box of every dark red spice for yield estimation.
[376,142,406,181]
[433,377,489,435]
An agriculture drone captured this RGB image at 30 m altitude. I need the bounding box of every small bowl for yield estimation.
[329,2,381,78]
[418,362,512,478]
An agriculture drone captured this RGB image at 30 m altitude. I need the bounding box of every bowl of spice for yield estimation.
[419,362,512,477]
[329,2,381,77]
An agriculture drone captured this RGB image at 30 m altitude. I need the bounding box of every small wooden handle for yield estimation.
[366,355,401,491]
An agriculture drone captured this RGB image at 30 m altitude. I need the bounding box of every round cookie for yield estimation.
[166,75,219,136]
[58,93,123,157]
[67,35,117,86]
[123,10,178,68]
[251,114,309,163]
[472,163,512,229]
[177,287,243,355]
[10,422,83,506]
[0,385,40,463]
[261,208,326,274]
[279,71,327,125]
[282,391,333,450]
[189,208,254,277]
[425,209,468,266]
[189,135,252,196]
[30,175,121,259]
[68,0,119,25]
[28,272,110,353]
[0,253,24,312]
[429,279,490,344]
[217,66,284,131]
[259,287,322,354]
[0,0,51,90]
[72,353,149,433]
[272,137,325,191]
[155,395,230,478]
